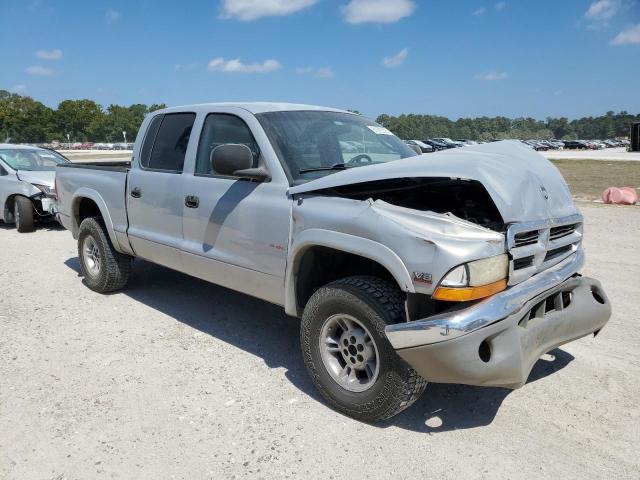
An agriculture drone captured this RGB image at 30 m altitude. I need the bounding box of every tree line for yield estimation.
[376,111,638,141]
[1,89,636,143]
[0,90,165,143]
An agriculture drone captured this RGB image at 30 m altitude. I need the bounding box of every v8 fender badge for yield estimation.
[413,272,432,284]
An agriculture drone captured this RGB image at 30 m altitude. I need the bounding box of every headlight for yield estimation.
[434,254,508,302]
[32,184,55,196]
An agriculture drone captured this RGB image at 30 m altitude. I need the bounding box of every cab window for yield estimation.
[143,113,195,172]
[195,114,260,176]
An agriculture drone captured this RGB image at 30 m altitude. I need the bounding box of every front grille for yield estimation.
[507,215,583,285]
[544,244,573,262]
[513,255,534,269]
[550,223,578,241]
[514,230,540,247]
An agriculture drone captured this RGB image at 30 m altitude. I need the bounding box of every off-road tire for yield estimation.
[14,196,35,233]
[301,276,427,422]
[78,217,131,293]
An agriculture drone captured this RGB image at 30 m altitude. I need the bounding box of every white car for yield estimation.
[405,140,434,153]
[0,144,69,232]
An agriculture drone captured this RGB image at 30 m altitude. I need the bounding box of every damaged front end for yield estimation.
[288,141,611,388]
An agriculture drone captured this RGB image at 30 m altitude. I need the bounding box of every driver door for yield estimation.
[180,113,290,304]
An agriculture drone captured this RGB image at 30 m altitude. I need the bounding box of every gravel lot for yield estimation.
[1,203,639,480]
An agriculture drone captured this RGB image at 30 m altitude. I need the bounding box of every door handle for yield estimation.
[185,195,199,208]
[131,187,142,198]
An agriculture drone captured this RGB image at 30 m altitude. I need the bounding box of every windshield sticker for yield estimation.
[367,125,394,136]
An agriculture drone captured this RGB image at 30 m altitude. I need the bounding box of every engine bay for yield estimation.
[321,177,505,232]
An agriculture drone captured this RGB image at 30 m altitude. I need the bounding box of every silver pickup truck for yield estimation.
[56,103,611,421]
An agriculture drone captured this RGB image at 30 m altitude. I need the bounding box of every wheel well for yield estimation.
[295,246,399,313]
[3,194,17,216]
[75,197,102,226]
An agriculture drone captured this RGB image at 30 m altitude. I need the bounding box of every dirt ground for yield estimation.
[552,160,640,201]
[1,203,639,480]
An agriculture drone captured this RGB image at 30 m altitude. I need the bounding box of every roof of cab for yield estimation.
[157,102,352,115]
[0,143,46,150]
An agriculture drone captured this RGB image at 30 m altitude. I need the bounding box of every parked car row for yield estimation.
[523,138,630,151]
[405,137,631,153]
[65,142,134,151]
[404,138,486,152]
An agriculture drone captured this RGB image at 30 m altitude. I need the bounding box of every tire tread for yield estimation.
[301,275,427,422]
[78,217,131,292]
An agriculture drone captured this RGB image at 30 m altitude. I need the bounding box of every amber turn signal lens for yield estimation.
[432,279,508,302]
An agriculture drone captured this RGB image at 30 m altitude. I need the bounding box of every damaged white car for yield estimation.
[0,144,67,232]
[54,104,611,422]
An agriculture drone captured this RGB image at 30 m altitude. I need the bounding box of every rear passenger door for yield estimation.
[127,112,196,271]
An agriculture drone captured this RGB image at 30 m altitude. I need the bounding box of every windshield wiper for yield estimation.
[299,163,348,174]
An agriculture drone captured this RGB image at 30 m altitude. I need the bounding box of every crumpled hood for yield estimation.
[288,141,578,223]
[16,170,56,188]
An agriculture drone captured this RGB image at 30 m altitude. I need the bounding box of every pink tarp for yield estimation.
[601,187,638,205]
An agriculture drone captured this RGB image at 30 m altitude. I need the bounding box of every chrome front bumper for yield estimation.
[385,249,612,388]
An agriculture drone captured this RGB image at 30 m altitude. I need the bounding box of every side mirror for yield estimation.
[210,144,270,181]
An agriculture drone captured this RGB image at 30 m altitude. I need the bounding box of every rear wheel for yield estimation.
[14,196,35,233]
[78,217,132,293]
[301,276,427,422]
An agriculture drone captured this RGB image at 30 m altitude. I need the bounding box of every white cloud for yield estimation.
[36,48,63,60]
[105,9,121,23]
[316,67,334,78]
[10,85,27,94]
[610,23,640,45]
[208,57,281,73]
[381,47,408,68]
[585,0,619,21]
[472,7,486,16]
[296,66,334,78]
[26,65,54,76]
[475,71,508,81]
[220,0,318,21]
[554,89,564,96]
[342,0,416,24]
[495,1,506,11]
[174,62,199,72]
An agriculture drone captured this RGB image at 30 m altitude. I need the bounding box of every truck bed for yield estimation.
[55,162,130,245]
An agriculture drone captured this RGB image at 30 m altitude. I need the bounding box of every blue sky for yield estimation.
[1,0,639,120]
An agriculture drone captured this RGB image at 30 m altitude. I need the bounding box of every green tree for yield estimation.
[56,99,104,142]
[148,103,167,113]
[0,90,56,142]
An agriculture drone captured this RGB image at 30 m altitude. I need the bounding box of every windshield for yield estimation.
[256,111,417,183]
[0,148,69,171]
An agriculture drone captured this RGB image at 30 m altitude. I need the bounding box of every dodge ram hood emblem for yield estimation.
[540,185,549,200]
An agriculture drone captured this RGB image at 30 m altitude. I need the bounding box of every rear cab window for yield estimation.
[140,113,196,172]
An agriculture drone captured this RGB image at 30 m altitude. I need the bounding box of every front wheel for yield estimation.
[14,196,35,233]
[78,217,132,293]
[301,276,427,422]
